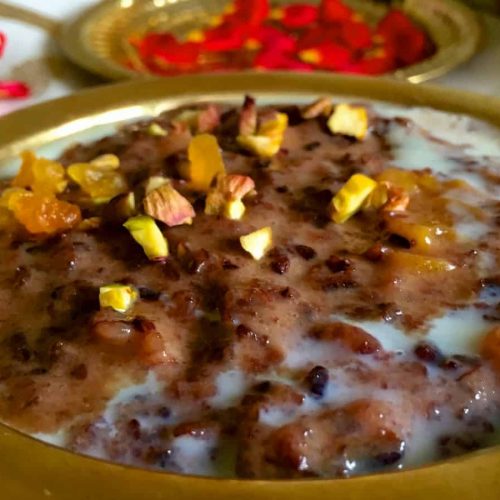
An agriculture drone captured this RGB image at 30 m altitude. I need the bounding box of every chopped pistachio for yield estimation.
[236,135,277,158]
[123,215,169,260]
[78,217,101,231]
[221,174,255,200]
[236,112,288,158]
[147,123,168,137]
[174,106,219,134]
[205,189,225,216]
[143,182,195,227]
[90,154,120,170]
[144,176,169,195]
[330,174,378,223]
[239,95,257,136]
[173,110,199,131]
[327,104,368,140]
[99,283,138,313]
[186,134,225,191]
[382,183,410,212]
[240,226,273,260]
[205,174,255,220]
[102,192,136,224]
[301,97,333,119]
[224,199,246,220]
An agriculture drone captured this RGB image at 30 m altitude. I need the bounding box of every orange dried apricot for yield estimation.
[13,151,67,196]
[186,134,225,191]
[10,192,81,234]
[481,326,500,374]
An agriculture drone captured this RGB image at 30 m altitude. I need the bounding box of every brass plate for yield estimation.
[57,0,481,83]
[1,73,500,499]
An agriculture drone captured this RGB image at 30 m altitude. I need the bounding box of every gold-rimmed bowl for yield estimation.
[56,0,482,83]
[1,73,500,499]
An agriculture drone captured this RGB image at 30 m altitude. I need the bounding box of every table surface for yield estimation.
[0,0,500,118]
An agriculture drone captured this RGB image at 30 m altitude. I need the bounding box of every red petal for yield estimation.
[339,20,373,50]
[377,11,428,66]
[135,33,178,59]
[0,81,30,99]
[152,42,201,65]
[202,24,248,51]
[251,25,296,53]
[280,5,318,29]
[345,48,396,75]
[296,26,332,51]
[253,49,311,70]
[301,42,353,70]
[233,0,269,26]
[230,0,269,28]
[318,0,354,23]
[0,32,6,58]
[377,10,415,35]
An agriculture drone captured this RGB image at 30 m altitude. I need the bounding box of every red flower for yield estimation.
[273,4,318,29]
[318,0,354,23]
[376,10,427,66]
[0,81,30,99]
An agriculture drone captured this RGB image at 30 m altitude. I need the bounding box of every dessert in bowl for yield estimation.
[0,75,498,496]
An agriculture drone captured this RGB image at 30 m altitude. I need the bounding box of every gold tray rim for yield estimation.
[1,72,500,499]
[56,0,482,83]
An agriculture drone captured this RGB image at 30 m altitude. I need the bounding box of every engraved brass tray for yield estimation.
[0,72,500,499]
[57,0,481,83]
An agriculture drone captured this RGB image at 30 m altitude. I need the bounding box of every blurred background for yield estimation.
[0,0,499,116]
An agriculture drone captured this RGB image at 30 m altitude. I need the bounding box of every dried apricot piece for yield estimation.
[186,134,225,191]
[9,192,81,234]
[481,326,500,374]
[13,151,67,196]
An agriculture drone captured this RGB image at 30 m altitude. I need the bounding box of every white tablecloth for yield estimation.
[1,0,500,117]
